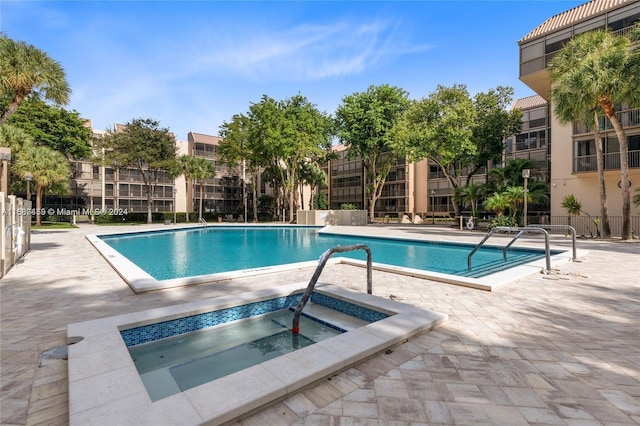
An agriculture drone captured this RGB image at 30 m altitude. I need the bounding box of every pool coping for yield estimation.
[319,228,580,291]
[67,282,448,425]
[86,225,579,292]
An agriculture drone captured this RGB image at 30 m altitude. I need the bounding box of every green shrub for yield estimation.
[487,216,517,230]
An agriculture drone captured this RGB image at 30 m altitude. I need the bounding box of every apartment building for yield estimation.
[324,146,427,218]
[178,132,247,219]
[325,94,551,221]
[54,126,175,215]
[518,0,640,219]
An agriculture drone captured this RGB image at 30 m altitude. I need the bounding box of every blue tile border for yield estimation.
[120,292,389,347]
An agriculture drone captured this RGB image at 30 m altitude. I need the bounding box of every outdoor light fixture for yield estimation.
[173,187,178,224]
[24,172,32,201]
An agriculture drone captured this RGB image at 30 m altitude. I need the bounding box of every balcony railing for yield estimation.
[573,149,640,172]
[521,24,638,77]
[573,108,640,134]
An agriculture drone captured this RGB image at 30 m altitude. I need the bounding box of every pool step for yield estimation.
[457,252,544,278]
[302,303,370,331]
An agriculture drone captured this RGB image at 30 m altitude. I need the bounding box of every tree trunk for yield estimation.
[299,182,305,212]
[199,180,204,222]
[289,188,295,223]
[184,179,190,223]
[439,164,462,217]
[368,192,377,223]
[593,112,610,238]
[599,96,631,239]
[252,169,259,222]
[146,190,153,224]
[0,95,25,126]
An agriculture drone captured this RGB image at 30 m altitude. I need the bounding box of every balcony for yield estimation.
[573,149,640,173]
[573,108,640,135]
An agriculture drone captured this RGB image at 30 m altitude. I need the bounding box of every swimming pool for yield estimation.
[89,225,565,292]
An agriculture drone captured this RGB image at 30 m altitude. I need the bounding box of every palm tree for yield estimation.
[454,183,486,218]
[0,36,70,125]
[175,155,200,222]
[489,158,540,192]
[561,193,599,237]
[13,145,70,226]
[483,192,510,218]
[505,186,528,223]
[191,157,215,222]
[0,124,33,153]
[298,161,327,210]
[526,180,549,207]
[549,25,640,240]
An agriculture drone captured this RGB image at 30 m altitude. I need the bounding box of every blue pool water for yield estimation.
[100,226,555,280]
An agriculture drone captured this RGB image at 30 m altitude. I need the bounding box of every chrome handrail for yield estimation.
[292,244,372,334]
[468,226,551,274]
[526,224,577,261]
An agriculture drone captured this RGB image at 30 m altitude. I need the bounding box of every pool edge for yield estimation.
[86,228,579,293]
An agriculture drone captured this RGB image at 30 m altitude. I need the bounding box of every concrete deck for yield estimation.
[1,224,639,425]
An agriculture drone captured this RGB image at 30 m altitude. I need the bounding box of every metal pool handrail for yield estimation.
[467,226,551,274]
[526,224,577,261]
[292,244,372,334]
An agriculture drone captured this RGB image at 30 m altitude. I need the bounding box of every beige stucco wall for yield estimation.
[549,104,640,218]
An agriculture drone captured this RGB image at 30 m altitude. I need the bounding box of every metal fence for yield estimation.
[1,194,32,278]
[547,215,640,238]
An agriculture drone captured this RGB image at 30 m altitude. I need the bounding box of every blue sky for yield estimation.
[2,1,584,141]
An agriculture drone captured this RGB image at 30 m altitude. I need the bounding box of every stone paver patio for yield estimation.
[1,224,639,425]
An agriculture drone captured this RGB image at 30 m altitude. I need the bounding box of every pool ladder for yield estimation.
[467,225,577,274]
[292,244,372,334]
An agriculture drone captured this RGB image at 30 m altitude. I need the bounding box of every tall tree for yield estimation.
[3,96,92,159]
[219,113,263,222]
[96,118,177,224]
[250,94,332,222]
[549,25,640,240]
[467,86,522,182]
[12,145,70,226]
[391,84,476,217]
[335,84,410,222]
[0,36,70,125]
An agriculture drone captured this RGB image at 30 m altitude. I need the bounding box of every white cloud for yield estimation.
[188,18,432,82]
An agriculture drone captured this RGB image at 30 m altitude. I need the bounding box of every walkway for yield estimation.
[1,224,638,425]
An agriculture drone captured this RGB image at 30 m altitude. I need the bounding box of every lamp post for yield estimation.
[431,189,436,224]
[24,172,32,202]
[173,187,177,224]
[522,169,530,227]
